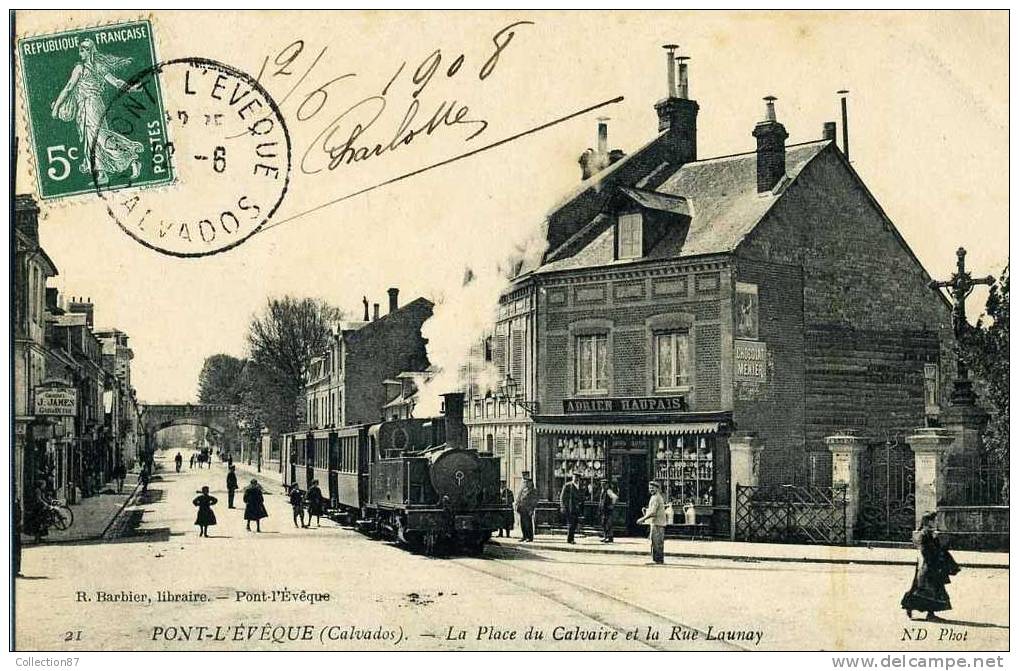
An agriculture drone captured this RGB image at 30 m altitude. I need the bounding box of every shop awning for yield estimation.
[535,422,720,436]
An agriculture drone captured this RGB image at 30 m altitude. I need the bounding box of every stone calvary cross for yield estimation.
[928,247,995,405]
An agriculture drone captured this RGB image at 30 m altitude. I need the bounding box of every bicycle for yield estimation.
[43,498,74,531]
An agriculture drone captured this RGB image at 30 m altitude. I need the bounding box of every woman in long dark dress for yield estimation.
[306,480,324,528]
[192,486,218,538]
[243,479,268,532]
[901,511,960,621]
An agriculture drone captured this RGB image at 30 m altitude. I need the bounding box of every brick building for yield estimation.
[475,51,953,536]
[304,289,434,430]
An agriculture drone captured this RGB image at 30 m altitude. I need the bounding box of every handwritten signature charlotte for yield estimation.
[245,21,534,175]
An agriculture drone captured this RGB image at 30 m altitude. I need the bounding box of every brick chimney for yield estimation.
[387,287,399,314]
[654,45,699,164]
[373,303,380,321]
[752,96,789,193]
[68,296,95,327]
[822,121,837,142]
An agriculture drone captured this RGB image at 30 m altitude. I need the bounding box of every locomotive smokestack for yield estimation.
[441,392,466,450]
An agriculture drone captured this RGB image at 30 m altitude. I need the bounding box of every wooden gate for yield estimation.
[855,440,915,542]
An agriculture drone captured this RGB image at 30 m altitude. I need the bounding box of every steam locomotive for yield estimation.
[284,393,512,554]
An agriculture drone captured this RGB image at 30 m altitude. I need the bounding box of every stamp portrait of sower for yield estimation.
[50,38,144,185]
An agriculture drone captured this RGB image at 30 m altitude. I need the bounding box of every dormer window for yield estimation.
[617,212,643,260]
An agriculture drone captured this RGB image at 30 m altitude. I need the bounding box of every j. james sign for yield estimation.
[34,388,77,417]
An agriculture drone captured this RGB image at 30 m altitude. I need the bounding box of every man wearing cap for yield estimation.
[516,472,538,542]
[636,480,668,563]
[559,472,584,544]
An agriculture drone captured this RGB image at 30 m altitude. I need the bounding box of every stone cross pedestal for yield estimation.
[906,428,957,529]
[729,433,763,540]
[825,432,865,544]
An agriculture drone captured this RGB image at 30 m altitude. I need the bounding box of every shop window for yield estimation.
[617,213,642,260]
[654,331,691,391]
[655,435,715,510]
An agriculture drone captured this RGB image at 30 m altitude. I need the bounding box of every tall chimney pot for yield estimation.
[663,44,678,97]
[362,296,369,322]
[387,287,399,314]
[676,56,690,99]
[596,117,609,155]
[373,303,380,321]
[838,90,850,160]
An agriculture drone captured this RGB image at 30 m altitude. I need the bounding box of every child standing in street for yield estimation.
[193,486,218,538]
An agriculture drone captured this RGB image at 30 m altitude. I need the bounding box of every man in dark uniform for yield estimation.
[516,472,538,542]
[559,472,583,544]
[226,465,239,508]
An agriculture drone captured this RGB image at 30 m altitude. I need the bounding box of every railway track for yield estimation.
[449,544,750,651]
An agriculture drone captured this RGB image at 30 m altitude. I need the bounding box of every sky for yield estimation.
[13,10,1009,404]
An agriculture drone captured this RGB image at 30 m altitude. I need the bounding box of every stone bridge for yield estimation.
[139,403,240,454]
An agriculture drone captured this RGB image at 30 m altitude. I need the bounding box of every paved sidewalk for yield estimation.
[494,531,1009,569]
[24,472,141,544]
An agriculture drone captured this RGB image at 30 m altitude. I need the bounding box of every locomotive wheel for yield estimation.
[465,534,486,556]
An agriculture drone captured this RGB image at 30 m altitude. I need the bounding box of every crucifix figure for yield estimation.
[928,247,995,405]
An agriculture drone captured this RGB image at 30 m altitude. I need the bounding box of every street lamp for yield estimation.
[502,376,539,416]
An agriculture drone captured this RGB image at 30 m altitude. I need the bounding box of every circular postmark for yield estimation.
[93,57,291,257]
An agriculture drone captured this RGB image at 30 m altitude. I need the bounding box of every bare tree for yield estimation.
[246,296,342,432]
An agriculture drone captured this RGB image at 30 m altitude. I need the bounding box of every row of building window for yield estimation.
[575,331,691,394]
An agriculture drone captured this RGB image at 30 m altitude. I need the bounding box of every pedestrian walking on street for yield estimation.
[599,478,618,543]
[288,483,306,528]
[243,479,268,532]
[174,452,183,473]
[193,486,218,538]
[636,480,668,564]
[516,472,538,542]
[306,480,325,528]
[559,472,583,544]
[901,511,960,621]
[226,465,238,509]
[112,460,127,494]
[189,453,196,469]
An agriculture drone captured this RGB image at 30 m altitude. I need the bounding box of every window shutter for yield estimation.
[510,329,525,383]
[494,333,507,379]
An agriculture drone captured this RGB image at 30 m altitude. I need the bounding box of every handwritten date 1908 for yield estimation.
[252,21,534,175]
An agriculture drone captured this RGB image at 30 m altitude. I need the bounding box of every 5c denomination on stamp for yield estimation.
[97,57,292,257]
[18,20,173,200]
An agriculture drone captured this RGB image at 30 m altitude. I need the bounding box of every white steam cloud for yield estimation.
[415,226,548,418]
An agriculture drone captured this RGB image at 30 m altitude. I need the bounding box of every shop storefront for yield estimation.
[533,403,732,536]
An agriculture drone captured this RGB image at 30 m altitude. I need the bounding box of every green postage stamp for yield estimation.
[18,20,174,200]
